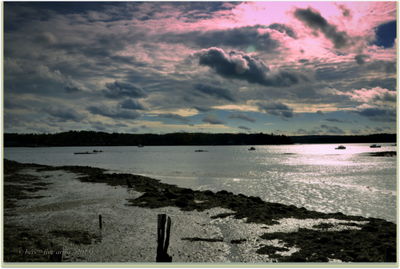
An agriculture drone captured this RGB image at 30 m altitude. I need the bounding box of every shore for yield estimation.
[3,159,396,263]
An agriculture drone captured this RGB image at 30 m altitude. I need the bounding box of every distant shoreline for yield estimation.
[4,131,396,147]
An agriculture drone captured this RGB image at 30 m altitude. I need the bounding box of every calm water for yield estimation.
[4,143,397,222]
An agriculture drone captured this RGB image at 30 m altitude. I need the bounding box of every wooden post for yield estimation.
[99,214,102,230]
[156,214,172,262]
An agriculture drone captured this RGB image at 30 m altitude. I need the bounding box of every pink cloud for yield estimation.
[341,87,396,104]
[115,2,395,69]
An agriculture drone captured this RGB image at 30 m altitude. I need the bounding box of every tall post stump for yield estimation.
[156,214,172,262]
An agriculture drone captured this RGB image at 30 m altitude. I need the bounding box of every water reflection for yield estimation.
[4,143,396,222]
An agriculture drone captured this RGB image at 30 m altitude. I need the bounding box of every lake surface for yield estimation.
[4,143,396,222]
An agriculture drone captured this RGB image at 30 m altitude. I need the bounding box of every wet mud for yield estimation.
[3,159,397,263]
[367,151,396,157]
[4,161,62,261]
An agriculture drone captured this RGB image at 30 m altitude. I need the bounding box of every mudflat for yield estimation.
[3,159,396,263]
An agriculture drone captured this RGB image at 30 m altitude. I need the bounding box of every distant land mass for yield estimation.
[290,134,396,144]
[3,131,396,147]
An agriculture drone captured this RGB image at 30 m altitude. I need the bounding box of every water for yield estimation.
[4,143,396,222]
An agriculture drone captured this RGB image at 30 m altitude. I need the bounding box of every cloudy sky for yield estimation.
[4,1,397,135]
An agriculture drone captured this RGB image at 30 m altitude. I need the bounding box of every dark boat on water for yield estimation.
[248,147,256,151]
[74,151,93,155]
[335,145,346,150]
[370,144,381,148]
[74,150,103,155]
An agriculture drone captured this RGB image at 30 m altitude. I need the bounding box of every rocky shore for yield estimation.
[3,159,396,263]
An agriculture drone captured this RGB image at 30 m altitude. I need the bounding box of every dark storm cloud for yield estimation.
[162,26,279,52]
[90,122,129,131]
[353,78,397,92]
[325,118,344,123]
[268,23,297,38]
[19,2,237,24]
[320,124,345,134]
[119,99,146,110]
[161,23,298,52]
[5,3,145,57]
[365,60,396,74]
[87,105,141,120]
[177,2,239,22]
[373,92,397,102]
[4,2,396,135]
[4,3,53,32]
[354,54,369,65]
[103,81,147,99]
[294,8,350,49]
[314,59,396,91]
[7,2,123,17]
[35,32,57,45]
[65,86,82,93]
[298,59,309,64]
[43,107,84,122]
[4,99,26,109]
[141,72,238,112]
[355,108,396,122]
[196,47,304,87]
[193,106,211,112]
[229,112,256,122]
[315,66,357,81]
[194,83,236,102]
[256,102,294,118]
[159,113,190,123]
[313,61,396,95]
[337,4,351,18]
[238,126,251,131]
[202,115,225,125]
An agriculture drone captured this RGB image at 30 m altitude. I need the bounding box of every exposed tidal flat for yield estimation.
[5,144,397,222]
[3,158,396,263]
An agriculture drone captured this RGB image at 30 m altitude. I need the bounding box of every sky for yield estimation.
[3,1,397,135]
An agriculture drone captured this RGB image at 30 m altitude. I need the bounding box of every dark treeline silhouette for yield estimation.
[3,131,395,147]
[4,131,292,147]
[291,134,396,144]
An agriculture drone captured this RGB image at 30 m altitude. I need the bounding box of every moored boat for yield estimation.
[370,144,381,148]
[74,151,93,155]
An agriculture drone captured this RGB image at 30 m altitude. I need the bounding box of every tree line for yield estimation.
[4,131,395,147]
[4,131,293,147]
[291,134,396,144]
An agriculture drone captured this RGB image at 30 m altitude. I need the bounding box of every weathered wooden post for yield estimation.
[156,214,172,262]
[96,214,103,243]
